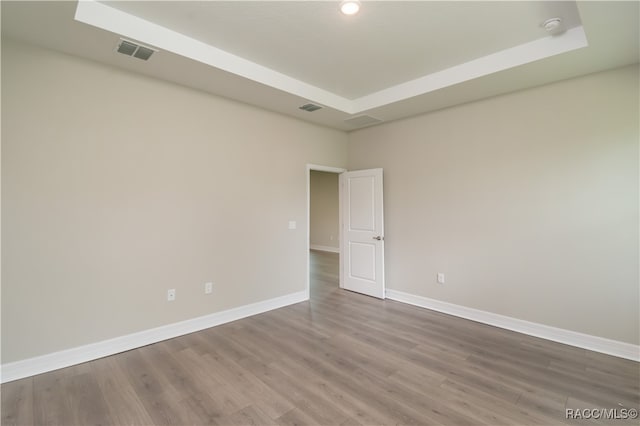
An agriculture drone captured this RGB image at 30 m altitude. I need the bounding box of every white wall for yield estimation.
[310,171,339,251]
[1,39,347,363]
[348,65,639,345]
[2,37,638,367]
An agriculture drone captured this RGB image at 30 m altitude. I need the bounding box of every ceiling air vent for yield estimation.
[299,103,322,112]
[116,39,157,61]
[344,115,383,128]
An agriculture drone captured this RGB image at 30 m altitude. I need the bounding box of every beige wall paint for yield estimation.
[348,65,639,345]
[310,171,340,251]
[2,36,638,366]
[1,39,347,362]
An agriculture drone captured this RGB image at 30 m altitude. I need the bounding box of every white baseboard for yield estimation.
[386,289,639,362]
[310,244,340,253]
[1,290,308,383]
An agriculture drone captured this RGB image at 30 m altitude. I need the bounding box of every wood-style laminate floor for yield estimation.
[2,250,639,425]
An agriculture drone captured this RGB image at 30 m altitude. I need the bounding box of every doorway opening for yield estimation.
[306,165,386,301]
[306,164,345,299]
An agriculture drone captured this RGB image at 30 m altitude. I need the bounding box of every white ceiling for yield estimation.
[100,0,584,99]
[2,1,638,131]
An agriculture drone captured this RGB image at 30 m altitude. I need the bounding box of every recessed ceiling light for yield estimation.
[340,0,361,16]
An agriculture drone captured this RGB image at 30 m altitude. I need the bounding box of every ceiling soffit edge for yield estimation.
[75,0,587,115]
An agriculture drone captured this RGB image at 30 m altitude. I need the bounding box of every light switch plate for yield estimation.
[288,221,297,230]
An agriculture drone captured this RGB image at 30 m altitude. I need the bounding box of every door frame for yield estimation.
[306,164,347,299]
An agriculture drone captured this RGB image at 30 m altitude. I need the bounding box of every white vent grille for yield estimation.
[299,103,322,112]
[344,115,383,128]
[116,39,157,61]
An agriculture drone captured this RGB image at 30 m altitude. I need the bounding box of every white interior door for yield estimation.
[340,168,385,299]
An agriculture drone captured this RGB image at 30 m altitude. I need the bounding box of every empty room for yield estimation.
[1,1,638,425]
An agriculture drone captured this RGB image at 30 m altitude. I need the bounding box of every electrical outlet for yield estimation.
[167,288,176,301]
[205,282,213,294]
[437,273,445,284]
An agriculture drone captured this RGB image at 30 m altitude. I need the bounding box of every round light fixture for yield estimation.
[340,0,361,16]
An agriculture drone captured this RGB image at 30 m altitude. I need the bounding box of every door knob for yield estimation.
[373,236,383,240]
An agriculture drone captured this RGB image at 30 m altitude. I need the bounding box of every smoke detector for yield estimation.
[116,39,157,61]
[542,18,564,35]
